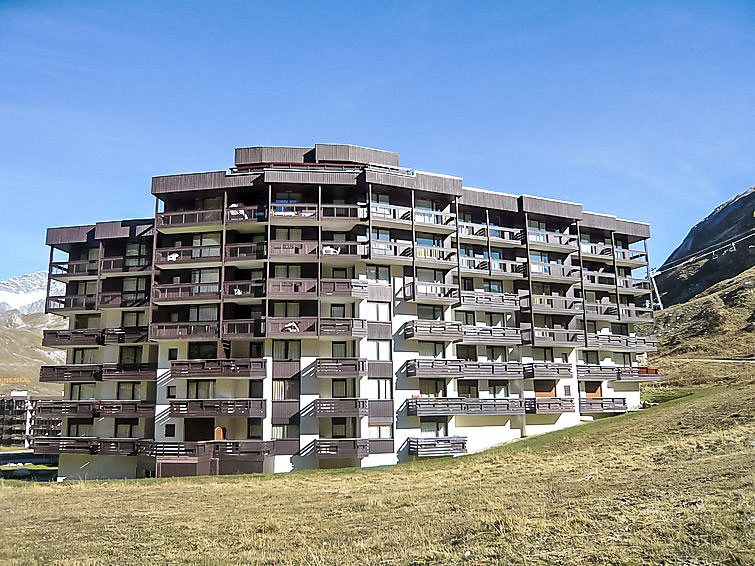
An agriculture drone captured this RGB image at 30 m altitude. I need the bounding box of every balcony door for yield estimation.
[419,379,445,398]
[534,380,556,398]
[184,418,214,442]
[420,419,447,438]
[582,381,602,398]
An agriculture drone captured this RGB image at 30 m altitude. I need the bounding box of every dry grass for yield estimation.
[0,385,753,565]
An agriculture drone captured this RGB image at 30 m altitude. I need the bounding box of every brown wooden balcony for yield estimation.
[100,256,151,274]
[320,278,369,299]
[224,243,267,262]
[157,208,223,228]
[529,262,581,283]
[407,436,466,457]
[618,366,660,382]
[49,260,98,279]
[586,333,658,351]
[39,364,102,383]
[457,223,523,246]
[321,241,367,258]
[313,358,368,378]
[35,400,99,418]
[367,360,393,378]
[34,437,139,456]
[319,318,368,338]
[407,358,464,378]
[585,302,619,319]
[368,400,394,424]
[576,365,621,380]
[150,322,219,340]
[406,397,525,416]
[314,438,370,459]
[524,294,584,315]
[102,326,149,344]
[269,240,319,259]
[42,328,102,347]
[579,397,627,414]
[406,282,459,304]
[525,327,584,347]
[267,278,317,298]
[320,204,367,222]
[523,363,573,379]
[527,230,579,251]
[582,271,617,289]
[101,363,158,381]
[97,400,156,418]
[313,398,368,418]
[37,400,154,418]
[524,397,575,414]
[98,291,149,308]
[271,400,300,424]
[461,361,525,380]
[265,317,318,337]
[461,325,522,345]
[618,276,652,294]
[226,205,265,223]
[152,283,220,303]
[171,358,266,379]
[154,245,221,265]
[46,295,97,313]
[222,318,265,339]
[459,291,519,311]
[403,320,463,341]
[223,280,266,299]
[169,398,266,418]
[270,203,319,220]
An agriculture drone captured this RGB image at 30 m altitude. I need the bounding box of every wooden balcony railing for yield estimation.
[222,318,266,338]
[461,325,522,344]
[35,400,99,417]
[224,243,267,261]
[265,317,318,337]
[37,400,155,418]
[320,278,369,299]
[313,398,369,418]
[576,365,621,379]
[586,333,658,351]
[524,397,575,414]
[313,358,368,378]
[320,204,367,221]
[414,209,456,228]
[460,291,519,311]
[407,436,467,457]
[314,438,370,459]
[39,364,102,382]
[150,322,219,340]
[100,256,151,273]
[154,245,221,264]
[319,318,368,337]
[461,361,525,379]
[171,358,266,379]
[101,326,149,344]
[271,400,300,424]
[169,398,266,418]
[267,278,318,297]
[370,203,412,223]
[34,437,139,456]
[582,271,617,288]
[223,280,266,299]
[270,203,319,219]
[406,282,459,303]
[101,363,158,381]
[46,295,97,312]
[152,283,220,302]
[406,397,525,416]
[580,242,614,258]
[403,320,464,341]
[618,276,652,293]
[42,328,103,347]
[157,209,223,227]
[269,240,319,258]
[579,397,627,414]
[49,260,97,277]
[584,302,619,318]
[525,294,584,314]
[225,205,264,223]
[96,400,156,418]
[97,291,149,308]
[523,363,573,379]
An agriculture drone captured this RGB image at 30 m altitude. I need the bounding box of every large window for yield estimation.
[417,305,443,320]
[374,378,392,399]
[188,342,217,359]
[247,418,263,439]
[419,379,445,397]
[366,265,390,282]
[117,382,139,400]
[272,424,300,439]
[189,305,218,322]
[366,301,391,322]
[420,419,447,438]
[73,348,97,365]
[115,418,138,438]
[272,340,300,360]
[364,340,391,361]
[418,341,444,358]
[187,380,215,399]
[368,425,393,439]
[457,381,478,398]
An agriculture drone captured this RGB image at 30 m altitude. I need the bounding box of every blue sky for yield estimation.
[1,1,754,279]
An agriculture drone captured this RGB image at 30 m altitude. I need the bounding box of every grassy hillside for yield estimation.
[640,265,755,386]
[0,384,752,565]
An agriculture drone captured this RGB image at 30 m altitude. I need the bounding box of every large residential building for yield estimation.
[36,144,659,479]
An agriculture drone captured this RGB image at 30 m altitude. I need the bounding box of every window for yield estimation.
[374,379,392,399]
[70,383,96,401]
[192,233,221,258]
[534,380,556,397]
[369,425,393,439]
[417,305,442,320]
[166,386,176,399]
[371,228,390,241]
[532,347,554,362]
[366,301,390,322]
[119,346,142,366]
[191,268,220,293]
[364,340,391,361]
[122,277,146,293]
[611,323,629,336]
[187,380,215,399]
[274,227,302,241]
[332,417,348,438]
[455,311,474,325]
[332,267,348,279]
[366,265,390,282]
[67,418,94,437]
[168,348,178,361]
[73,348,97,365]
[419,379,445,397]
[188,342,217,360]
[272,379,299,400]
[164,424,176,438]
[247,418,263,439]
[584,351,599,365]
[332,379,355,398]
[483,280,503,294]
[420,419,447,438]
[74,314,100,329]
[272,301,300,317]
[418,341,444,358]
[456,345,477,361]
[117,382,139,400]
[121,311,145,327]
[273,340,301,360]
[249,381,263,398]
[273,264,301,278]
[330,303,347,318]
[457,381,478,398]
[490,380,508,398]
[125,242,149,267]
[115,418,138,438]
[272,424,300,439]
[416,268,444,283]
[486,346,508,362]
[331,342,348,358]
[189,305,218,322]
[485,312,505,327]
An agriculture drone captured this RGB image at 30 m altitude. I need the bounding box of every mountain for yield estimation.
[0,271,65,314]
[656,187,755,307]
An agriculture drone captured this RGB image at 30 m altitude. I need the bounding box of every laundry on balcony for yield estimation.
[281,321,301,333]
[322,246,341,255]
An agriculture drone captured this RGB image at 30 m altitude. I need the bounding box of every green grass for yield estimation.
[0,383,753,565]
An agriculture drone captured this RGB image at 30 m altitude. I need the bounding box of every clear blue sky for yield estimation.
[1,1,754,279]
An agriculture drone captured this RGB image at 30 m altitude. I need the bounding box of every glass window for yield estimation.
[117,382,139,400]
[417,305,442,320]
[418,341,444,358]
[166,386,176,399]
[188,342,217,359]
[73,348,97,364]
[331,418,348,438]
[331,342,348,358]
[272,301,300,317]
[330,304,347,318]
[374,378,392,399]
[121,311,144,327]
[164,424,176,438]
[368,425,393,439]
[419,379,445,397]
[332,379,355,398]
[272,340,300,360]
[486,346,508,362]
[455,311,474,325]
[364,340,391,361]
[115,418,138,438]
[247,418,263,439]
[119,346,142,365]
[490,380,508,398]
[70,383,96,400]
[366,265,390,282]
[366,301,391,322]
[187,380,215,399]
[67,418,94,437]
[456,345,477,361]
[420,419,447,438]
[272,424,300,439]
[189,305,218,322]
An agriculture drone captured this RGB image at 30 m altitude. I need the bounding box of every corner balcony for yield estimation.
[313,398,369,418]
[524,295,584,316]
[579,397,628,414]
[42,328,103,347]
[407,436,467,458]
[39,364,102,383]
[156,209,223,231]
[405,282,459,304]
[168,398,266,418]
[406,397,525,416]
[313,358,368,378]
[314,439,370,459]
[46,295,97,313]
[223,280,266,300]
[460,325,522,345]
[170,358,267,379]
[101,363,158,381]
[320,278,369,299]
[524,397,575,414]
[525,327,584,347]
[34,437,139,456]
[586,333,658,352]
[154,245,221,267]
[459,291,520,311]
[403,320,463,341]
[224,243,267,263]
[49,260,98,280]
[523,363,573,379]
[152,283,220,304]
[527,230,579,252]
[149,322,220,340]
[529,262,581,284]
[267,278,318,299]
[222,318,265,339]
[268,240,319,260]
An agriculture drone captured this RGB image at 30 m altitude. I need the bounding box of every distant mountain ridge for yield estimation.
[0,271,64,314]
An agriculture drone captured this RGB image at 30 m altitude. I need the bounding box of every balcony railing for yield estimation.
[101,363,158,381]
[39,364,102,382]
[320,278,369,299]
[102,326,149,344]
[406,397,525,416]
[226,205,264,223]
[523,363,573,379]
[97,291,149,308]
[34,437,139,456]
[224,243,267,261]
[576,365,622,380]
[460,291,519,311]
[42,328,103,347]
[414,209,456,228]
[619,305,654,320]
[320,204,367,221]
[313,358,368,378]
[154,245,221,265]
[100,256,151,273]
[222,318,266,338]
[524,397,575,414]
[413,245,456,264]
[370,203,412,223]
[157,209,223,227]
[527,230,578,249]
[271,400,300,424]
[265,317,318,337]
[582,271,617,288]
[49,260,98,277]
[169,398,266,418]
[270,203,319,219]
[585,302,619,318]
[313,398,368,418]
[314,438,370,459]
[403,320,464,341]
[407,436,467,457]
[525,327,584,346]
[579,397,627,414]
[319,318,368,337]
[490,259,527,276]
[97,400,156,418]
[461,325,522,344]
[321,241,367,258]
[525,294,584,314]
[614,248,648,263]
[458,223,523,245]
[406,282,459,303]
[269,240,319,258]
[586,333,658,351]
[171,358,267,379]
[618,276,652,293]
[580,242,614,258]
[46,295,97,312]
[223,280,266,299]
[267,278,318,297]
[152,283,220,302]
[150,322,219,340]
[529,262,581,281]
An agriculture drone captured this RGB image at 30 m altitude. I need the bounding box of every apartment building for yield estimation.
[36,144,659,479]
[0,391,61,449]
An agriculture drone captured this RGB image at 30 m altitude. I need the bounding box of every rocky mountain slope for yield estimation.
[0,271,64,314]
[656,187,755,307]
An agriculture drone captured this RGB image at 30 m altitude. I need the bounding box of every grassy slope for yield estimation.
[0,384,753,566]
